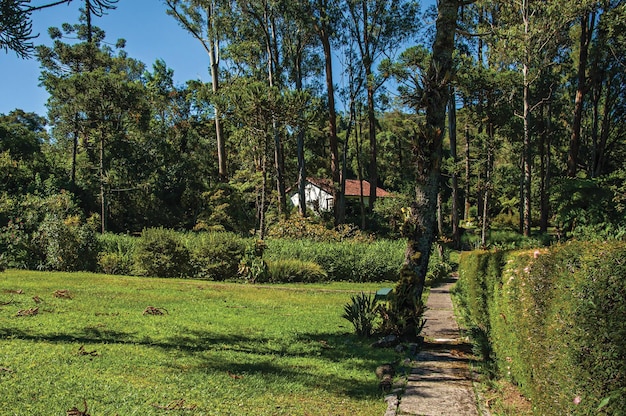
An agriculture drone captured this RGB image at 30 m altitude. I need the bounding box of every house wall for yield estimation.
[290,183,334,213]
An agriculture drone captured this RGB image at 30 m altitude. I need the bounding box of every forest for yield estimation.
[1,0,625,253]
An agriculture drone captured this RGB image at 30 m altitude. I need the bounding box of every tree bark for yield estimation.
[99,129,106,234]
[522,72,532,237]
[402,0,462,301]
[567,11,593,177]
[464,124,471,222]
[207,2,227,181]
[448,87,460,247]
[320,29,341,225]
[295,36,307,217]
[521,0,532,237]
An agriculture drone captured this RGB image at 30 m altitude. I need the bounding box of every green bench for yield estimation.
[374,287,393,301]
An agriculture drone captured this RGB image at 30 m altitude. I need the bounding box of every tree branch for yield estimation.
[26,0,73,13]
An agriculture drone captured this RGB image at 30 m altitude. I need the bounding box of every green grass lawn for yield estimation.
[0,270,398,415]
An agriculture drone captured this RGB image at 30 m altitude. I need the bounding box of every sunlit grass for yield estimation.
[0,270,398,415]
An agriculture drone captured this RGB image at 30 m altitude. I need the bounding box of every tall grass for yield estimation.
[265,238,405,282]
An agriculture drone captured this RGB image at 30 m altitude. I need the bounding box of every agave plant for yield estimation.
[342,292,379,337]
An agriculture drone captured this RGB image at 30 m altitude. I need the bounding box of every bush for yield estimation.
[37,214,100,272]
[0,191,82,269]
[187,232,248,280]
[265,259,327,283]
[97,233,136,275]
[133,228,191,278]
[267,216,373,242]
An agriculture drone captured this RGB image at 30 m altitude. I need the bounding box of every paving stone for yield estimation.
[393,277,484,416]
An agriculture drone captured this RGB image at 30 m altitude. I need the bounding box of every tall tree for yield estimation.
[306,0,342,223]
[38,21,148,233]
[394,0,472,338]
[345,0,419,213]
[165,0,229,181]
[489,0,569,236]
[567,2,596,177]
[1,0,77,58]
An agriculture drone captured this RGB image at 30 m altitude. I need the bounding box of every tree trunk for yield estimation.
[437,191,444,236]
[595,81,613,177]
[402,0,461,302]
[356,109,366,230]
[99,130,106,234]
[590,72,602,178]
[449,87,460,247]
[367,82,377,214]
[207,2,227,181]
[295,40,307,217]
[339,100,357,225]
[259,155,267,240]
[567,11,593,177]
[265,12,286,216]
[539,103,552,232]
[318,30,341,225]
[481,123,493,246]
[522,64,532,237]
[71,116,79,186]
[464,124,471,222]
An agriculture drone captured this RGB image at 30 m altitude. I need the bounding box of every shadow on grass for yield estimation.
[0,326,397,399]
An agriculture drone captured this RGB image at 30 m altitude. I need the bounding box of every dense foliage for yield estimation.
[455,243,626,415]
[1,0,624,245]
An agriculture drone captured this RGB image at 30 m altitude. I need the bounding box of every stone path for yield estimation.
[385,276,486,416]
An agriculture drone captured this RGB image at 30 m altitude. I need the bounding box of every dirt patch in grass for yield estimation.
[485,379,533,416]
[16,307,39,317]
[53,290,72,299]
[143,306,168,315]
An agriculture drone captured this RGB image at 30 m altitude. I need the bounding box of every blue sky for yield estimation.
[1,0,436,118]
[0,1,211,116]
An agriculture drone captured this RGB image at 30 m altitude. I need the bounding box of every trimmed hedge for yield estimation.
[457,242,626,415]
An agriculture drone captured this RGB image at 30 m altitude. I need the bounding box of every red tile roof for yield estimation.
[307,178,391,198]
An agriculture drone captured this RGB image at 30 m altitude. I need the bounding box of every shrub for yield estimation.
[425,244,453,285]
[187,232,248,280]
[97,233,136,275]
[0,191,82,269]
[267,216,373,242]
[36,214,100,272]
[133,227,190,278]
[237,240,268,283]
[342,292,379,337]
[265,259,327,283]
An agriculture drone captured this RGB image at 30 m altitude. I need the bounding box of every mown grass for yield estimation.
[0,270,398,415]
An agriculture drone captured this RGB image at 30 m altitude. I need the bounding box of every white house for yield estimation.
[290,177,392,213]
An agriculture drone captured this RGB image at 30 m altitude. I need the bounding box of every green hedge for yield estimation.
[457,242,626,415]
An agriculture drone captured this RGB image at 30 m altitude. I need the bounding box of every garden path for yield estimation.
[385,275,488,416]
